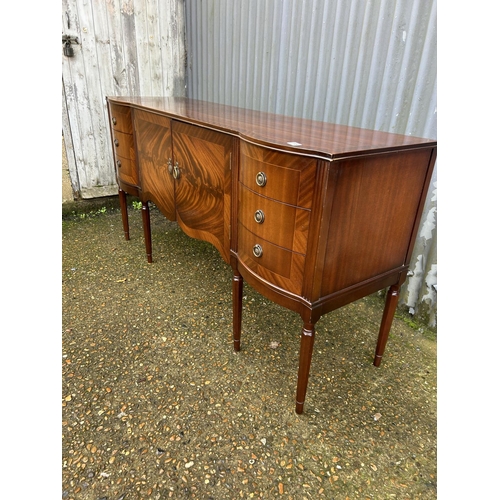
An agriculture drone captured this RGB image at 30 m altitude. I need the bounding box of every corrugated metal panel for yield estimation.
[62,0,186,199]
[185,0,437,325]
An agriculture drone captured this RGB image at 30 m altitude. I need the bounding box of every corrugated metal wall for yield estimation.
[185,0,437,325]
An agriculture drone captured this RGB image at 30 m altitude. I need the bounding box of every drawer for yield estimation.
[238,223,305,295]
[109,103,133,134]
[111,130,135,161]
[239,141,317,208]
[239,184,310,254]
[115,155,138,187]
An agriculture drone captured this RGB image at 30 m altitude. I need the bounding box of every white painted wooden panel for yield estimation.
[62,0,186,199]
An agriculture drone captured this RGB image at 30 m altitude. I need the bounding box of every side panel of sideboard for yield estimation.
[319,148,435,298]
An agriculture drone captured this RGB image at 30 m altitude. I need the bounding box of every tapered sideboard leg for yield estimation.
[232,271,243,352]
[374,284,400,367]
[118,188,130,241]
[295,322,316,414]
[141,201,153,263]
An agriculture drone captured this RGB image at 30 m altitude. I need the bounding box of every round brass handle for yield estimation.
[254,209,265,224]
[252,244,263,258]
[114,139,119,147]
[172,162,180,179]
[167,158,173,174]
[255,171,267,187]
[112,117,117,125]
[116,160,122,168]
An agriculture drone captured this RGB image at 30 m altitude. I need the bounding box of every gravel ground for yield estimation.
[62,200,437,500]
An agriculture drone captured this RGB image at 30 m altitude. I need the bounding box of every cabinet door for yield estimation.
[172,121,233,263]
[134,110,175,220]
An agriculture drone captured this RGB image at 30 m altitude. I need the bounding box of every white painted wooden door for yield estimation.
[62,0,186,199]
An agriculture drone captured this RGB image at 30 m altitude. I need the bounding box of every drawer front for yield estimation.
[109,104,133,134]
[238,223,305,295]
[239,184,310,254]
[239,142,317,208]
[115,155,138,187]
[111,130,135,161]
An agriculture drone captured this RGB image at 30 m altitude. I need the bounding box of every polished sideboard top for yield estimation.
[108,96,436,160]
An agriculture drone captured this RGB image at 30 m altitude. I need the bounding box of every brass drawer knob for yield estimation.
[112,117,117,125]
[114,139,119,147]
[116,160,122,168]
[255,171,267,187]
[252,244,263,258]
[254,209,265,224]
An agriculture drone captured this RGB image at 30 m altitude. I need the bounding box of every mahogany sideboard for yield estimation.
[106,96,437,414]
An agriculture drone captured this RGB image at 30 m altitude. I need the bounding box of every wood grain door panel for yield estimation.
[134,110,175,220]
[172,121,233,263]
